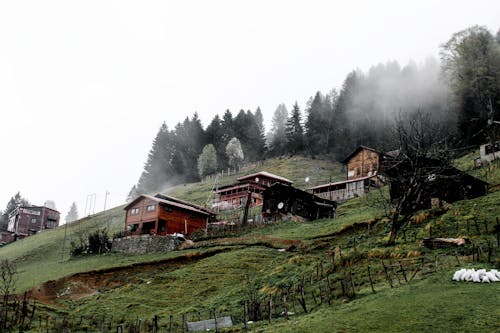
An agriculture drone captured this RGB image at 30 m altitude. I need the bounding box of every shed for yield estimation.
[262,183,337,221]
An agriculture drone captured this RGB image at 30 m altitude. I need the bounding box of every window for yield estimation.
[130,208,140,215]
[31,218,37,224]
[146,204,156,212]
[164,206,173,212]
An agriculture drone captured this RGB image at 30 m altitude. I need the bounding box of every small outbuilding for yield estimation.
[262,183,337,221]
[124,194,215,236]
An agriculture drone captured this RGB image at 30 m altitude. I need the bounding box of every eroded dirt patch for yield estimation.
[27,248,231,305]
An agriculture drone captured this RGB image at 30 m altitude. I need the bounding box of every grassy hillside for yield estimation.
[0,155,499,332]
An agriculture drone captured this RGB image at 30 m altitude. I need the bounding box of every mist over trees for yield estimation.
[129,25,500,198]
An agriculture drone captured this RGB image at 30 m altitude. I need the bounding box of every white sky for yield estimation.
[0,0,498,221]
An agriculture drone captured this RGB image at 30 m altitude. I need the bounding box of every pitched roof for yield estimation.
[215,182,267,193]
[154,193,215,215]
[308,175,377,190]
[124,194,213,216]
[341,146,381,164]
[237,171,293,184]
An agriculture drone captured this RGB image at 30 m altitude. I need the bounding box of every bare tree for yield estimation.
[381,111,450,245]
[0,259,17,329]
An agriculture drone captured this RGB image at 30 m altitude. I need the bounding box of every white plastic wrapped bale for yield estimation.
[452,268,500,283]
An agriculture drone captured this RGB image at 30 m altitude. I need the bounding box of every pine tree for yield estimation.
[267,104,289,157]
[206,114,227,168]
[65,202,79,223]
[441,25,500,144]
[0,192,30,230]
[136,122,175,194]
[285,102,304,155]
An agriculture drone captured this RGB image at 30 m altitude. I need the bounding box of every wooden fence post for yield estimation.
[268,297,272,324]
[243,301,248,331]
[213,309,218,333]
[496,217,499,248]
[381,260,393,288]
[399,261,408,283]
[367,266,376,293]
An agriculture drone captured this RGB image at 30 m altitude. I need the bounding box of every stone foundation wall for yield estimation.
[111,235,181,254]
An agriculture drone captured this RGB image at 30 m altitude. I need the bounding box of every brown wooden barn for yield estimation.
[262,183,337,221]
[381,156,489,209]
[124,194,215,236]
[309,146,382,202]
[214,171,293,210]
[7,206,60,239]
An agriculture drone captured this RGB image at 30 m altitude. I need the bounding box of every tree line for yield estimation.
[129,25,500,198]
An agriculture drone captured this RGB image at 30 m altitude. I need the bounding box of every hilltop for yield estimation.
[0,154,499,332]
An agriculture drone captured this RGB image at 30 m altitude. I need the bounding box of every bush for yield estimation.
[70,228,111,256]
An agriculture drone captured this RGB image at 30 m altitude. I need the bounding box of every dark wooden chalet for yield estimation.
[7,206,60,239]
[309,146,382,202]
[263,183,337,221]
[214,171,293,210]
[382,157,488,209]
[124,194,215,236]
[342,146,381,180]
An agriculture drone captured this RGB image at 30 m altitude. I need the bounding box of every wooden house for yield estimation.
[262,183,337,221]
[7,206,60,239]
[124,194,215,236]
[382,158,488,208]
[309,146,382,202]
[214,171,293,210]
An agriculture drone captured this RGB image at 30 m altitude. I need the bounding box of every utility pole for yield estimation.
[92,193,96,214]
[61,220,68,261]
[103,190,110,211]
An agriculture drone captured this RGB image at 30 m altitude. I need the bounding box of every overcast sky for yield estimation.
[0,0,499,220]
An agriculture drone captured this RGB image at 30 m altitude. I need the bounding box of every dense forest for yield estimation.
[128,25,500,199]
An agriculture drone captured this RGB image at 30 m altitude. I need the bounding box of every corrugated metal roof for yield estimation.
[237,171,293,184]
[308,175,377,190]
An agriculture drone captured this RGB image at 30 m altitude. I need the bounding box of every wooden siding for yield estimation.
[125,198,158,225]
[346,148,380,180]
[313,179,367,202]
[125,196,208,236]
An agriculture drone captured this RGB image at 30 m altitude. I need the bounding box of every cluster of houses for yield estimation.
[3,144,494,245]
[123,145,490,238]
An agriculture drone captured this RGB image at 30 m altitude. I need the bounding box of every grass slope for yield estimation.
[0,155,498,332]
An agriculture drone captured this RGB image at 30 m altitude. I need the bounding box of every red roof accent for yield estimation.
[236,171,293,184]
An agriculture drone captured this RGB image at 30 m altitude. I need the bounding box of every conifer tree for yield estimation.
[285,102,304,155]
[267,104,289,157]
[65,202,79,223]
